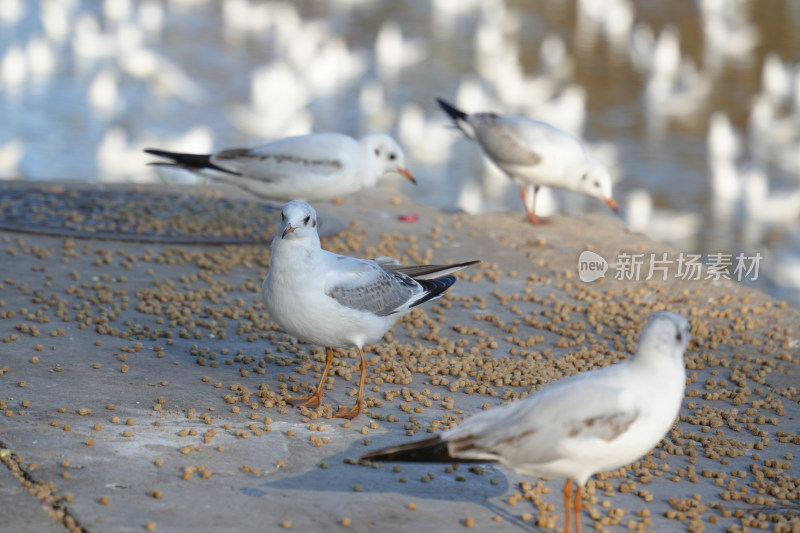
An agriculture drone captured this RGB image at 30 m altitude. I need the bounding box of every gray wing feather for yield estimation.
[375,259,480,280]
[327,266,420,316]
[472,113,547,166]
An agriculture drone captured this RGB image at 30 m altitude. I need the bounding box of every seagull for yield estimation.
[361,311,691,533]
[436,98,617,224]
[144,132,415,202]
[262,201,478,419]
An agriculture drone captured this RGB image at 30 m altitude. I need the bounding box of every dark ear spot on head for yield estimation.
[374,148,380,156]
[581,173,588,181]
[594,180,600,188]
[676,332,682,343]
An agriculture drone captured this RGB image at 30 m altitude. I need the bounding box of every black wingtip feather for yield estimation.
[436,98,468,122]
[143,149,213,169]
[410,274,456,308]
[360,436,457,463]
[143,148,243,176]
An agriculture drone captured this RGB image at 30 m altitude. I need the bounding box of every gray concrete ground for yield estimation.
[1,182,798,533]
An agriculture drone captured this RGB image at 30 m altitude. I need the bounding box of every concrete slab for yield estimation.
[1,183,798,532]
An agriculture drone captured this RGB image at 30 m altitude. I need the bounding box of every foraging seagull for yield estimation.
[144,132,415,202]
[436,98,617,224]
[262,200,478,419]
[361,311,691,533]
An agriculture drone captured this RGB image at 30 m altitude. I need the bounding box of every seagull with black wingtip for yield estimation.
[262,200,479,419]
[361,311,691,533]
[437,98,618,224]
[144,132,415,202]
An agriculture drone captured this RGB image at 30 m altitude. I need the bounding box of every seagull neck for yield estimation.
[358,145,383,187]
[632,343,685,379]
[272,233,322,256]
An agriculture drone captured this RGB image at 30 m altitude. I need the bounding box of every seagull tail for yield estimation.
[406,259,479,308]
[410,275,456,308]
[399,259,481,280]
[436,98,474,140]
[360,436,457,463]
[436,98,468,122]
[143,149,240,176]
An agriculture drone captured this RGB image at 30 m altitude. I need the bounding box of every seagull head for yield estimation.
[635,311,692,368]
[362,133,416,185]
[277,200,318,241]
[576,161,617,213]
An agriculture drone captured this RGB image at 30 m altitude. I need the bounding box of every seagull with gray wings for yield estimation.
[362,311,691,533]
[262,200,478,419]
[145,132,415,202]
[437,98,618,224]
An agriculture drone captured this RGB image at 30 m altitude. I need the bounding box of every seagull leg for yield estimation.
[520,185,546,225]
[573,483,583,533]
[285,346,334,408]
[335,346,367,420]
[562,479,573,533]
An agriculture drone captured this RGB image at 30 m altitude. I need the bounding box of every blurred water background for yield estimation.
[1,0,799,307]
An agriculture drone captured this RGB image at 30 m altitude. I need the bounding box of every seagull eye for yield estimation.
[281,212,286,221]
[389,153,396,161]
[581,173,588,181]
[675,332,683,343]
[303,215,310,225]
[374,148,380,156]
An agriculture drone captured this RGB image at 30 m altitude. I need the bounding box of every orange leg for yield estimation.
[520,185,547,225]
[573,483,583,533]
[562,478,573,533]
[286,346,334,408]
[334,346,367,420]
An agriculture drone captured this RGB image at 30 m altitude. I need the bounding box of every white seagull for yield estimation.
[144,132,415,202]
[361,311,691,533]
[437,98,617,224]
[262,201,478,419]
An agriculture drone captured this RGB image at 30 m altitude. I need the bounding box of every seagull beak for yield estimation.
[604,197,618,213]
[281,223,295,239]
[397,167,416,185]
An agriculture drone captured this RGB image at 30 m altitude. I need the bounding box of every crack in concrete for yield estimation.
[0,441,87,533]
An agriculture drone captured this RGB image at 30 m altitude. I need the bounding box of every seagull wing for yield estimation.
[324,256,427,316]
[377,259,481,279]
[470,113,589,170]
[442,368,640,467]
[210,133,357,182]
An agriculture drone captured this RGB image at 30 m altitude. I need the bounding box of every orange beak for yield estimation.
[605,197,618,213]
[397,167,416,185]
